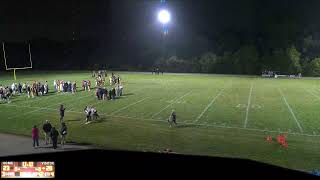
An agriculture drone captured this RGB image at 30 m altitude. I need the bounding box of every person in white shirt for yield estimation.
[119,84,123,96]
[53,80,57,92]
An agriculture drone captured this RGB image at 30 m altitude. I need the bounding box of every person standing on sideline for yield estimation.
[112,87,116,100]
[27,85,31,98]
[42,120,52,145]
[108,89,112,100]
[50,127,59,149]
[168,110,177,128]
[32,125,39,148]
[60,123,67,147]
[59,105,66,123]
[53,80,57,92]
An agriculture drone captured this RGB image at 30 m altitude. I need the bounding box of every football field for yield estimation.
[1,71,320,171]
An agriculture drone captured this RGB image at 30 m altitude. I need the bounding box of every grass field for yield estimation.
[1,71,320,172]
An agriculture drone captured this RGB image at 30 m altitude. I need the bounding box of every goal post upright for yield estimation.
[13,68,16,81]
[2,42,33,81]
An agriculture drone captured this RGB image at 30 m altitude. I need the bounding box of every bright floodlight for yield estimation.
[158,9,171,24]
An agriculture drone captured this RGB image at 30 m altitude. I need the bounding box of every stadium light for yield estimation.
[158,9,171,24]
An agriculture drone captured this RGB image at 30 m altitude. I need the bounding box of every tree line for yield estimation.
[154,36,320,76]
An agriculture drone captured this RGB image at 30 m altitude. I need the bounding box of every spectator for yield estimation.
[27,85,31,98]
[59,105,66,123]
[96,88,100,100]
[102,88,107,100]
[50,127,59,149]
[32,125,39,148]
[112,87,116,100]
[22,83,26,93]
[88,80,91,91]
[64,82,68,92]
[42,120,52,145]
[115,85,120,97]
[53,80,57,92]
[108,89,112,100]
[40,84,45,95]
[60,123,67,147]
[44,81,49,94]
[68,81,72,92]
[18,83,22,94]
[60,80,64,92]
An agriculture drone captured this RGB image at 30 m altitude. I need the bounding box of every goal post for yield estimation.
[2,42,33,81]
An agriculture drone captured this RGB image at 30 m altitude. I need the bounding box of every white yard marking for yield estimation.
[151,91,192,118]
[7,108,43,120]
[305,88,320,101]
[278,88,303,133]
[19,93,59,106]
[48,93,93,109]
[195,88,226,122]
[6,93,93,119]
[244,83,253,128]
[110,97,150,115]
[0,103,318,137]
[67,94,97,111]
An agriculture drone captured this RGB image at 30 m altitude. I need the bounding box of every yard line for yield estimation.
[244,83,253,128]
[0,103,318,137]
[195,88,226,122]
[7,108,45,120]
[278,88,303,133]
[47,93,93,109]
[6,93,93,120]
[305,88,320,101]
[19,93,59,106]
[110,97,150,115]
[151,91,192,118]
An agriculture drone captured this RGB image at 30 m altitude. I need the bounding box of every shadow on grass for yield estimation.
[66,119,82,122]
[176,124,199,128]
[91,117,107,124]
[122,93,134,96]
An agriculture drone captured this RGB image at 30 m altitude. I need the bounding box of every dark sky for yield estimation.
[0,0,110,41]
[1,0,319,41]
[2,0,320,65]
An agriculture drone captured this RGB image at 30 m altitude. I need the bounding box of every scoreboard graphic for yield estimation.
[1,161,55,178]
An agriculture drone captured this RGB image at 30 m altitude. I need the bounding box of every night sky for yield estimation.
[2,0,320,68]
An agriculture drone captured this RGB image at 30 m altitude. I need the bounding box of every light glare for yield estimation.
[158,10,171,24]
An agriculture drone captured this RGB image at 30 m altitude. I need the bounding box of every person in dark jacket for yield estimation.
[168,110,177,128]
[42,120,52,145]
[111,87,116,100]
[108,89,112,100]
[59,105,66,123]
[60,123,67,147]
[18,83,22,94]
[32,125,39,148]
[64,82,68,92]
[102,88,107,100]
[50,127,59,149]
[40,84,45,95]
[27,85,31,98]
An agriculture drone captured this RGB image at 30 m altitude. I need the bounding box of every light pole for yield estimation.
[157,8,171,73]
[158,9,171,35]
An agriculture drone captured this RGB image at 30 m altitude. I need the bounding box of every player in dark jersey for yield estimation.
[59,105,66,123]
[168,110,177,128]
